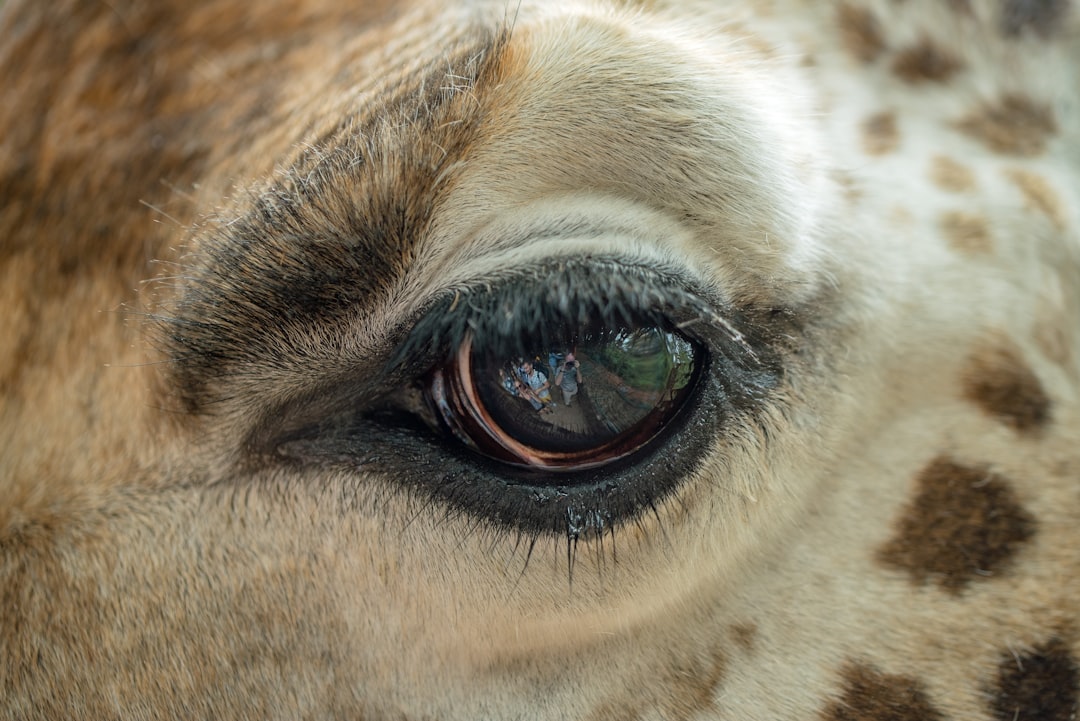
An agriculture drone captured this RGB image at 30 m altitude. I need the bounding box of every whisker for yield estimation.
[159,178,198,202]
[138,199,184,227]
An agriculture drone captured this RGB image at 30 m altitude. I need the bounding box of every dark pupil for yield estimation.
[431,326,701,471]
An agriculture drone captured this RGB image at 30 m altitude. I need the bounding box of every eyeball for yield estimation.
[426,324,704,472]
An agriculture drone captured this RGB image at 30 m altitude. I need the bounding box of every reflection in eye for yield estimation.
[426,324,703,472]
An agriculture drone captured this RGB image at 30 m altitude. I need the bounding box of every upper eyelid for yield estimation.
[385,256,730,370]
[253,257,731,444]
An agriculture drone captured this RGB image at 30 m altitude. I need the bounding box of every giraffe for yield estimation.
[1,0,1078,718]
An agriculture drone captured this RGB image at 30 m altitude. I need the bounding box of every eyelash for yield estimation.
[269,258,777,574]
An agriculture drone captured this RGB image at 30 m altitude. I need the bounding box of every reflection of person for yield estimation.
[519,360,553,412]
[555,352,582,406]
[499,368,518,397]
[548,351,561,377]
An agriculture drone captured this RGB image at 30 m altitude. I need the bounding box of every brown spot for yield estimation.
[822,663,944,721]
[993,637,1079,720]
[940,211,993,255]
[1002,0,1072,37]
[587,647,726,721]
[1005,167,1066,229]
[663,648,727,721]
[877,458,1036,593]
[963,341,1052,432]
[838,3,887,62]
[955,94,1058,156]
[730,623,758,653]
[861,112,900,155]
[891,38,964,83]
[930,155,976,192]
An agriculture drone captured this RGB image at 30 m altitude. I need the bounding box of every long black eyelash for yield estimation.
[388,256,731,371]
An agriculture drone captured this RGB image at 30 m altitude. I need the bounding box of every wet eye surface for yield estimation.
[428,326,703,471]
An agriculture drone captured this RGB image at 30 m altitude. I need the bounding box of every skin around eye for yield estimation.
[426,325,703,472]
[270,264,778,538]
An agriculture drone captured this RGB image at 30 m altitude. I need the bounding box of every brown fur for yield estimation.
[930,155,976,193]
[1005,167,1067,230]
[940,210,994,255]
[837,3,887,63]
[3,0,1080,719]
[955,94,1059,157]
[992,636,1079,721]
[730,623,759,653]
[861,111,901,155]
[822,664,944,721]
[890,37,964,84]
[962,340,1052,432]
[877,458,1036,593]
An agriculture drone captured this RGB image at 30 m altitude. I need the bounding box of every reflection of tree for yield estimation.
[666,337,695,399]
[591,329,693,393]
[571,352,653,434]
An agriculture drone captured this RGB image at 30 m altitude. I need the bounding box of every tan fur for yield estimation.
[3,0,1080,718]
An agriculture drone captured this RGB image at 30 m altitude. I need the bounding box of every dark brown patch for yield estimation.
[861,112,900,155]
[166,32,510,414]
[940,211,993,255]
[1002,0,1072,37]
[822,663,944,721]
[891,38,964,83]
[930,155,976,192]
[877,458,1036,593]
[838,3,887,62]
[993,637,1079,721]
[955,94,1058,156]
[730,623,758,653]
[1005,167,1066,229]
[963,341,1052,432]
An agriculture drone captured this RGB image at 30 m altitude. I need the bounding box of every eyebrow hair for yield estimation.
[164,28,511,414]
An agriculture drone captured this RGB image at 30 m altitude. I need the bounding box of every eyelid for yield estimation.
[387,256,736,375]
[264,257,769,458]
[268,257,788,540]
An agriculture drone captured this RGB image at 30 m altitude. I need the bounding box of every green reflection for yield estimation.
[588,329,693,394]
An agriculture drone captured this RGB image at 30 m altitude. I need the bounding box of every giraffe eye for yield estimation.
[272,259,776,538]
[271,260,774,538]
[424,324,704,472]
